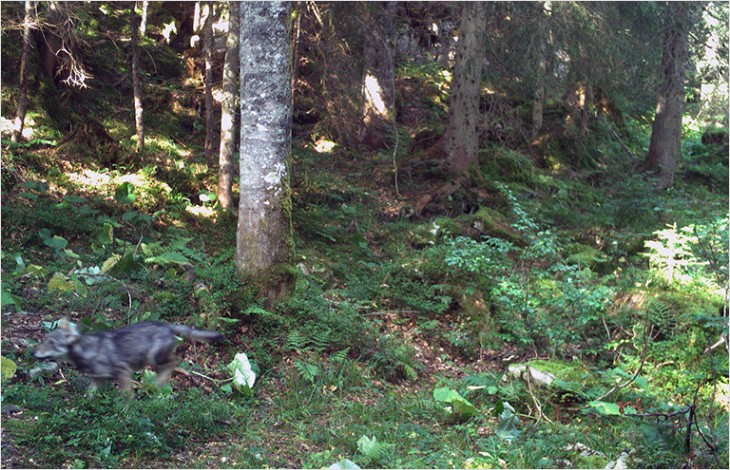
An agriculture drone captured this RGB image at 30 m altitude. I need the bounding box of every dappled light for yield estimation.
[1,1,728,469]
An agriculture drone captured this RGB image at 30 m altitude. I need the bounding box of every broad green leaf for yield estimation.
[114,182,136,204]
[587,400,622,416]
[97,222,114,245]
[40,232,68,252]
[1,288,20,308]
[495,401,521,442]
[1,356,18,380]
[433,387,480,417]
[13,255,26,277]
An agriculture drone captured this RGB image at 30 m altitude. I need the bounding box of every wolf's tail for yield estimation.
[171,325,225,343]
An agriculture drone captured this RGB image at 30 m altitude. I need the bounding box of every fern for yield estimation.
[357,435,393,465]
[286,330,308,353]
[309,326,331,351]
[294,361,319,384]
[330,347,350,363]
[101,253,122,274]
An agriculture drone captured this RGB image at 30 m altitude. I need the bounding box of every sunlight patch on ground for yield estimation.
[185,204,218,220]
[1,116,36,140]
[313,137,336,153]
[66,168,112,188]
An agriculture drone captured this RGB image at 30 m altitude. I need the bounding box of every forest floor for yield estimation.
[1,126,728,468]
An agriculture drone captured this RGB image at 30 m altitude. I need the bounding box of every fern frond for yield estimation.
[294,361,319,384]
[101,253,122,274]
[286,330,307,352]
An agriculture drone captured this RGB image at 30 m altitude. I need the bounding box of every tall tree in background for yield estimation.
[237,2,293,283]
[531,0,552,139]
[203,2,216,163]
[443,1,489,180]
[139,0,148,36]
[217,1,239,209]
[357,1,397,149]
[131,1,144,152]
[12,0,33,143]
[643,2,701,189]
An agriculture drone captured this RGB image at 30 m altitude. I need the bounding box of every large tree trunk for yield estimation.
[131,1,144,152]
[203,2,216,163]
[442,1,489,180]
[531,0,552,139]
[217,1,239,209]
[12,0,33,143]
[643,2,698,189]
[237,1,293,281]
[357,1,397,149]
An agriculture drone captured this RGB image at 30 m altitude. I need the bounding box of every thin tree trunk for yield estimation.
[237,1,293,280]
[357,1,397,149]
[218,1,239,209]
[193,1,202,33]
[131,2,144,152]
[12,0,33,143]
[531,0,552,139]
[203,2,216,163]
[140,0,148,36]
[643,2,698,189]
[443,1,489,180]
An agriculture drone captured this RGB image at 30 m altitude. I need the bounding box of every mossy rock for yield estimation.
[469,207,524,244]
[506,359,597,403]
[433,217,466,237]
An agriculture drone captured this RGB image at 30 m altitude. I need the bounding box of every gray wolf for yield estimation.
[33,318,224,394]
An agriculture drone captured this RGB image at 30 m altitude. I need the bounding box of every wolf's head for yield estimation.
[33,318,81,361]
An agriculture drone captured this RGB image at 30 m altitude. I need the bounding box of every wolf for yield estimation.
[33,318,224,394]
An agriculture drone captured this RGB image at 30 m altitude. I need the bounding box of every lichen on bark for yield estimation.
[236,1,294,278]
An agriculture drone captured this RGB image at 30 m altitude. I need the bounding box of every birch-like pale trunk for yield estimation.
[12,0,33,143]
[131,2,144,152]
[236,1,293,276]
[217,1,239,209]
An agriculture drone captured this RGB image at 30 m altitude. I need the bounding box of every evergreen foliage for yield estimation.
[1,2,727,468]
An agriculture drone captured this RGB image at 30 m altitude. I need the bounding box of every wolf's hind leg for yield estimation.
[116,369,134,392]
[154,359,180,386]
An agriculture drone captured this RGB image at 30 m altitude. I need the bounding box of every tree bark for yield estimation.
[357,1,397,149]
[203,2,216,163]
[131,1,144,152]
[237,1,293,278]
[531,0,552,139]
[643,2,698,189]
[442,1,489,180]
[140,0,148,36]
[12,0,33,143]
[218,1,239,209]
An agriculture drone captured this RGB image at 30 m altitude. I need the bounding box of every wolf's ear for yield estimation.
[57,317,80,335]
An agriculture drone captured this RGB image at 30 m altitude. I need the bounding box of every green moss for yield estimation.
[565,243,608,268]
[470,207,523,243]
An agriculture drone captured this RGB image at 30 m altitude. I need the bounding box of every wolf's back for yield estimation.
[169,324,225,343]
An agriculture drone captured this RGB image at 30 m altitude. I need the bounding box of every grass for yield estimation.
[1,18,728,466]
[2,131,728,467]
